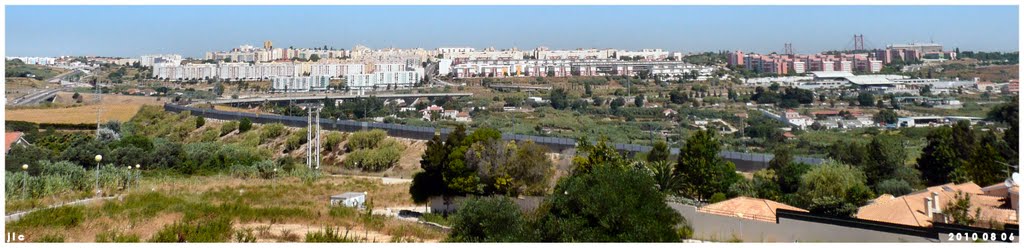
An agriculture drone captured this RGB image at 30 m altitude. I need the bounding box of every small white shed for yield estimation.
[330,192,367,209]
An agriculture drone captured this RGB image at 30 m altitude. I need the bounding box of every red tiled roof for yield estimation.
[5,132,24,152]
[699,196,808,222]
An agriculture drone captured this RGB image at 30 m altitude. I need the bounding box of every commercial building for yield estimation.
[271,75,332,92]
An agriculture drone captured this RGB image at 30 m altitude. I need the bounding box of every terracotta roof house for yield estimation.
[4,132,30,154]
[856,182,1018,228]
[698,196,808,222]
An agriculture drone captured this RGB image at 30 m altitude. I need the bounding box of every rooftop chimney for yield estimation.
[931,192,941,213]
[925,198,934,219]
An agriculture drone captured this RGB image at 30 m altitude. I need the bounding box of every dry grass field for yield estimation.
[5,92,169,124]
[8,174,444,243]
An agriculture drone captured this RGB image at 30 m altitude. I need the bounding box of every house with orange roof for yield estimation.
[697,196,808,222]
[4,132,30,154]
[856,182,1018,229]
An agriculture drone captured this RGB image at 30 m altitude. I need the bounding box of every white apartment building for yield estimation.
[790,61,807,74]
[7,57,57,65]
[271,75,331,92]
[153,62,364,81]
[615,49,671,60]
[437,47,476,54]
[444,50,525,62]
[533,48,616,60]
[451,59,713,79]
[140,54,182,67]
[310,63,365,78]
[347,71,423,95]
[373,63,406,73]
[438,59,453,76]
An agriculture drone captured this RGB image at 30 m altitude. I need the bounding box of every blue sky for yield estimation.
[5,5,1019,57]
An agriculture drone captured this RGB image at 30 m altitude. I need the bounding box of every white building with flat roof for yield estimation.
[140,54,182,67]
[347,71,423,95]
[272,75,331,92]
[7,57,57,65]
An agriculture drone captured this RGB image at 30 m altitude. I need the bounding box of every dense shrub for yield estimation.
[238,118,252,133]
[343,146,402,171]
[448,196,535,242]
[150,139,184,170]
[200,128,220,142]
[259,123,286,143]
[220,121,239,136]
[323,132,345,152]
[285,128,308,152]
[346,129,387,151]
[5,144,55,173]
[875,179,914,197]
[110,146,148,168]
[59,139,109,169]
[195,116,205,129]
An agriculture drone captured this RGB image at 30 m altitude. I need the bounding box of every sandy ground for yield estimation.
[5,92,169,124]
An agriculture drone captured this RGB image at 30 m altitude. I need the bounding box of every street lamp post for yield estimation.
[126,165,131,191]
[94,155,102,196]
[135,164,141,190]
[21,164,28,199]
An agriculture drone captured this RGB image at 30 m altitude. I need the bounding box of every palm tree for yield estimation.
[644,160,683,195]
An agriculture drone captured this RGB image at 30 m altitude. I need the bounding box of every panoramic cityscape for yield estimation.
[2,4,1021,244]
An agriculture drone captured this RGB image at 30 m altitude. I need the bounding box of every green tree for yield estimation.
[447,196,536,242]
[309,54,321,62]
[777,162,811,194]
[951,120,976,159]
[538,165,683,242]
[675,130,740,200]
[5,144,55,173]
[798,160,874,217]
[944,191,981,226]
[873,109,898,125]
[858,92,875,107]
[444,125,483,195]
[610,97,626,110]
[875,179,914,196]
[828,141,869,168]
[634,94,645,107]
[917,127,960,185]
[195,116,205,129]
[644,160,683,195]
[238,118,253,133]
[728,169,782,201]
[549,88,569,110]
[647,140,670,163]
[410,134,449,204]
[863,135,913,187]
[955,143,1007,186]
[768,146,793,171]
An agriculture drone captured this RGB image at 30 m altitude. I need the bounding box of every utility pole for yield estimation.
[301,103,324,170]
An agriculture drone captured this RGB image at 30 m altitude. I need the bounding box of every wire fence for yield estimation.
[166,104,824,170]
